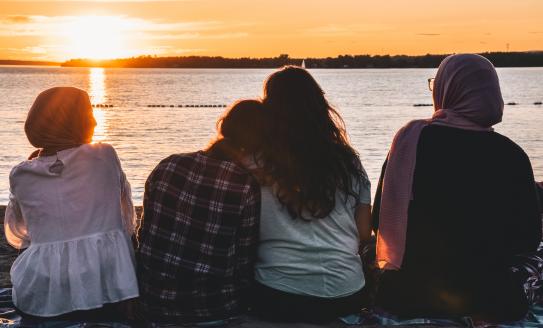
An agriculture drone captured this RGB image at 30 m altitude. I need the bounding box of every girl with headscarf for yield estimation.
[5,87,139,319]
[372,54,541,322]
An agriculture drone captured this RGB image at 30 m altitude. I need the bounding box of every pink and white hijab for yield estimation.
[376,54,505,270]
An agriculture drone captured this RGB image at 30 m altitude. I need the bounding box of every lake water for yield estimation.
[1,66,542,204]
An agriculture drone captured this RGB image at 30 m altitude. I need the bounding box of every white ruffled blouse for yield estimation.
[4,143,139,317]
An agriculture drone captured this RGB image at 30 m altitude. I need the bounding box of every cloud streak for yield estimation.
[0,14,239,39]
[3,15,33,24]
[0,14,250,60]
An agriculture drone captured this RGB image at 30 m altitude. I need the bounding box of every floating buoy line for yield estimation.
[92,104,229,108]
[146,104,228,108]
[413,102,542,107]
[95,102,541,109]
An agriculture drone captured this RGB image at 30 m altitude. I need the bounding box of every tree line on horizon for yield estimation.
[0,59,59,66]
[56,51,543,69]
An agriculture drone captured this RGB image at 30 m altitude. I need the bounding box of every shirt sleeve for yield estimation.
[537,182,543,211]
[236,181,261,300]
[109,145,137,235]
[4,193,30,249]
[356,161,372,205]
[120,169,137,235]
[372,158,388,233]
[137,161,161,246]
[507,152,541,256]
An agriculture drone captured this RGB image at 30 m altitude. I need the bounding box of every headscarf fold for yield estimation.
[377,54,504,270]
[25,87,95,159]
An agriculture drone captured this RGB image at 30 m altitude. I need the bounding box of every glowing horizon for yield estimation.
[0,0,542,61]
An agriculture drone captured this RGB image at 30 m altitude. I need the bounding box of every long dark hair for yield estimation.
[206,99,265,164]
[260,66,365,219]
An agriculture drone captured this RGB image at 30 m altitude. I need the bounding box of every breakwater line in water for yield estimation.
[92,104,230,108]
[146,104,228,108]
[413,102,543,107]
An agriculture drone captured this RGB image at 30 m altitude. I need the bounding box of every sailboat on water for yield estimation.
[301,59,306,69]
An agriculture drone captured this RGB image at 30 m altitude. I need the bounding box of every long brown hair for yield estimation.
[260,66,366,219]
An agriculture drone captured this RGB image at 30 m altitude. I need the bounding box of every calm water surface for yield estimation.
[1,66,542,204]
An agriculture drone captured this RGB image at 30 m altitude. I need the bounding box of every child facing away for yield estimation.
[4,87,139,319]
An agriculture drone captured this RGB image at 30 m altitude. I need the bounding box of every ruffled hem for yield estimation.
[11,229,139,317]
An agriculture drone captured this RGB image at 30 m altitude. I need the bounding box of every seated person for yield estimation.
[250,66,372,323]
[136,100,264,324]
[5,87,139,319]
[372,54,541,322]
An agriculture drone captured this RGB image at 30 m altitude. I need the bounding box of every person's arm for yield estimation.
[353,159,373,243]
[236,181,260,306]
[4,193,30,249]
[110,146,138,247]
[136,164,159,249]
[371,158,388,233]
[120,169,137,236]
[537,182,543,212]
[507,152,541,256]
[355,203,372,243]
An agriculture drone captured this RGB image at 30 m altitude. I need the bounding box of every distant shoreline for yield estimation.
[0,60,60,67]
[2,51,543,69]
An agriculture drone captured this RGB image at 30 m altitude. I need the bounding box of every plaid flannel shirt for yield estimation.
[136,151,260,323]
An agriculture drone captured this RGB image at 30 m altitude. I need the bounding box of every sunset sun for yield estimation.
[65,16,132,59]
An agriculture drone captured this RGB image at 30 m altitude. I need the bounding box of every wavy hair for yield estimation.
[260,66,366,219]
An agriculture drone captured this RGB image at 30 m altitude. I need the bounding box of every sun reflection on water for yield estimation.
[89,67,108,142]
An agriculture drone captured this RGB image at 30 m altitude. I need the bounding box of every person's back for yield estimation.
[376,126,541,319]
[250,66,373,323]
[137,100,262,324]
[405,126,540,272]
[255,181,369,298]
[11,144,130,243]
[373,54,542,321]
[5,87,138,318]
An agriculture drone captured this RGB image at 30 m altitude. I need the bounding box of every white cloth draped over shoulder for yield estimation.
[4,143,139,317]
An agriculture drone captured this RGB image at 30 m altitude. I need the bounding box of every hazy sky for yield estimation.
[1,0,542,61]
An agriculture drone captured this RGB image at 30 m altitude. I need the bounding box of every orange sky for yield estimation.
[0,0,542,61]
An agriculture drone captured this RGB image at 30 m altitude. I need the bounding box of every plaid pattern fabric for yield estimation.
[136,151,260,323]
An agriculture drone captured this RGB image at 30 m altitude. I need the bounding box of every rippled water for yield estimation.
[1,66,542,204]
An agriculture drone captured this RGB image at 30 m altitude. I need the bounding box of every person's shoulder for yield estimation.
[81,142,118,157]
[190,151,247,173]
[197,152,260,188]
[9,159,34,180]
[75,143,125,172]
[159,151,199,165]
[490,132,531,162]
[150,151,200,175]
